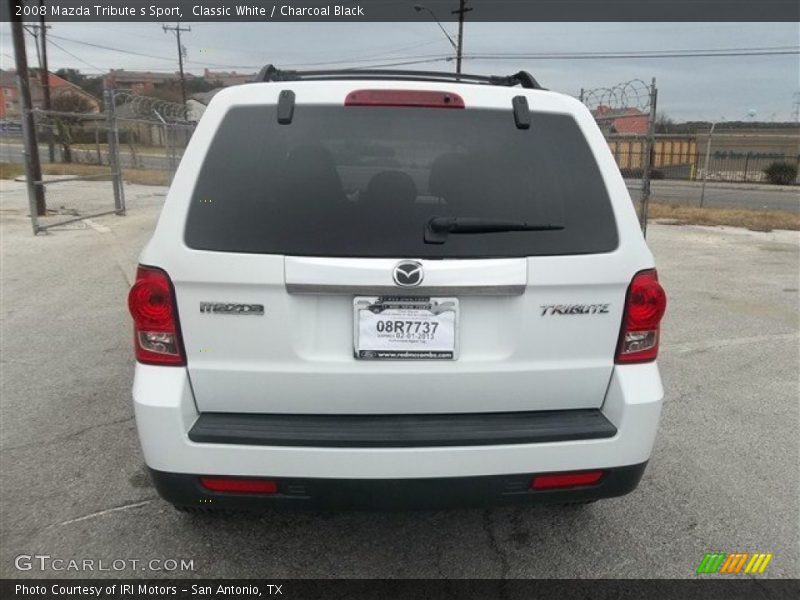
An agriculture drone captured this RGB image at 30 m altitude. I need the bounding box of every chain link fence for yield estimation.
[23,96,122,233]
[10,90,195,234]
[580,78,657,233]
[606,137,798,184]
[109,91,195,177]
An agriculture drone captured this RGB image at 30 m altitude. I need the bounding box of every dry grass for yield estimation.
[1,162,170,186]
[644,202,800,232]
[3,162,798,231]
[0,162,24,180]
[41,163,171,186]
[72,143,169,156]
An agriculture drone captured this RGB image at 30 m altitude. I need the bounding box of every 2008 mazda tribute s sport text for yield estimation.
[128,66,667,511]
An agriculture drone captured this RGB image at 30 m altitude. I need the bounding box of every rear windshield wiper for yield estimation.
[425,216,564,244]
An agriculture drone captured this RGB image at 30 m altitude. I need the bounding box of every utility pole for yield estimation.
[699,121,717,208]
[23,14,54,162]
[639,77,657,235]
[413,4,457,70]
[451,0,472,75]
[163,22,190,119]
[39,0,54,162]
[11,10,46,221]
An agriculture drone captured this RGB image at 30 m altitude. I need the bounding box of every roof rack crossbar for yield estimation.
[256,64,543,90]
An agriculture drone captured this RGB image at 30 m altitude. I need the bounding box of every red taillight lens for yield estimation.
[200,477,278,494]
[531,470,604,490]
[615,269,667,364]
[345,89,465,109]
[128,265,185,366]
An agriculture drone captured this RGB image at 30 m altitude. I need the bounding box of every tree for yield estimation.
[51,92,94,162]
[763,161,798,185]
[54,69,104,101]
[186,77,219,94]
[54,68,84,86]
[150,82,183,104]
[655,113,674,134]
[151,77,219,103]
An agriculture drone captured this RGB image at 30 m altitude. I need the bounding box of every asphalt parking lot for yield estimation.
[1,180,798,579]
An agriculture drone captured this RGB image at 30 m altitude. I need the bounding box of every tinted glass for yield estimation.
[185,105,618,257]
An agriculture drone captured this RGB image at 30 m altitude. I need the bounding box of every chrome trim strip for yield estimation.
[286,283,525,296]
[284,257,528,296]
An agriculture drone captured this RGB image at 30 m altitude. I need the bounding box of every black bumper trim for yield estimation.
[150,462,647,510]
[188,409,617,448]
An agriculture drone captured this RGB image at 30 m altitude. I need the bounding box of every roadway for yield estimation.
[1,180,797,579]
[1,139,797,212]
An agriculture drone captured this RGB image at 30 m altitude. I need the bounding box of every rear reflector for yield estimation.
[128,265,185,366]
[615,269,667,364]
[530,470,604,490]
[345,89,465,109]
[200,477,278,494]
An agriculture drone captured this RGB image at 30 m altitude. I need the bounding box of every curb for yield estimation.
[625,179,799,194]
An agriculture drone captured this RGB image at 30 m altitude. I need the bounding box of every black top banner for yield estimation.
[3,0,800,22]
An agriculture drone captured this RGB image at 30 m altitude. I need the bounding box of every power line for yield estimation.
[282,51,446,68]
[47,38,104,72]
[477,45,799,57]
[244,46,800,70]
[48,33,178,62]
[463,47,800,60]
[341,57,453,69]
[465,50,799,60]
[280,38,446,68]
[33,35,800,74]
[47,33,261,69]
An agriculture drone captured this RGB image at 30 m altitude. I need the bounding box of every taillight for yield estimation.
[531,470,605,490]
[127,265,185,366]
[200,477,278,494]
[615,269,667,363]
[345,89,465,109]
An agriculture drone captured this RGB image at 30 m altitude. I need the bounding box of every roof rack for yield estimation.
[256,64,543,90]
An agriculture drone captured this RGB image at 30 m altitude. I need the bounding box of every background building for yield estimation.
[0,70,100,118]
[203,69,257,86]
[104,70,188,95]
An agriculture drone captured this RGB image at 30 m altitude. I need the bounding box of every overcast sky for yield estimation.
[1,21,798,121]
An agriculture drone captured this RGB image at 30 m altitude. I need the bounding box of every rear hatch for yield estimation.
[173,87,628,414]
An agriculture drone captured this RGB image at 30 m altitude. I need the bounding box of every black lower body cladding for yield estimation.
[149,463,648,511]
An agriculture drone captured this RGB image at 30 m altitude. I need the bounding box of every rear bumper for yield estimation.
[150,462,648,510]
[188,409,617,448]
[133,361,663,482]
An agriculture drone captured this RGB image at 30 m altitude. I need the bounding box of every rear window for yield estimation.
[184,104,618,257]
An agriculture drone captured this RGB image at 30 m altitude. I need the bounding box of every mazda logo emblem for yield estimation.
[393,260,423,287]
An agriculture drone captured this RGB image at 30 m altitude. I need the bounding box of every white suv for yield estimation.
[129,67,666,511]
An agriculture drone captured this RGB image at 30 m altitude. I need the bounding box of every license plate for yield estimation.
[353,297,459,360]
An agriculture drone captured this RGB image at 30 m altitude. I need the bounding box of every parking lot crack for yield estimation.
[663,332,799,355]
[0,415,134,452]
[482,509,511,580]
[46,498,156,530]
